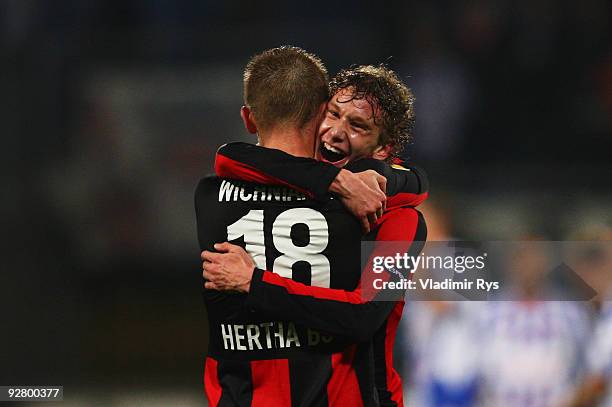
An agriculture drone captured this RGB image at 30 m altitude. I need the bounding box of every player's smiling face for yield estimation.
[317,87,382,167]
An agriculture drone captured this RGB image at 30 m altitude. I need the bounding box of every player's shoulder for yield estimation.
[217,141,249,155]
[196,174,220,189]
[217,141,275,158]
[195,174,221,200]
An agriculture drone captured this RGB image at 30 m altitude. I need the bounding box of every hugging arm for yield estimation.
[204,208,427,340]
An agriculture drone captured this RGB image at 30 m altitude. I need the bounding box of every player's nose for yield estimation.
[328,123,347,143]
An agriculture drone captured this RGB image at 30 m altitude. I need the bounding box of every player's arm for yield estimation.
[216,142,388,231]
[215,142,428,206]
[564,376,608,407]
[203,208,426,341]
[345,158,429,209]
[215,142,340,199]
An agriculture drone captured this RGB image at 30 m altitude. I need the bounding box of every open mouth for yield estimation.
[319,142,348,164]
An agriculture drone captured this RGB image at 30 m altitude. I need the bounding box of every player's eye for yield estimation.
[327,109,339,118]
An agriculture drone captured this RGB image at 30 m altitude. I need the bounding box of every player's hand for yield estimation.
[201,242,256,293]
[330,169,386,233]
[355,170,387,213]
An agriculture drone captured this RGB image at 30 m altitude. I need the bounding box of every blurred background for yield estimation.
[1,0,610,406]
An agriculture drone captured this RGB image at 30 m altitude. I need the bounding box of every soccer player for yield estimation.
[202,65,427,406]
[195,47,412,406]
[471,243,591,407]
[566,231,612,407]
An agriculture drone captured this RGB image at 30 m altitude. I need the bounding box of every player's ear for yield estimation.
[317,102,327,117]
[372,144,392,160]
[312,102,328,129]
[240,106,258,134]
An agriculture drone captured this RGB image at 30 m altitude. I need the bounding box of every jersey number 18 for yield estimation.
[227,208,331,287]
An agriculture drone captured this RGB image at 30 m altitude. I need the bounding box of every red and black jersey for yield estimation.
[215,142,429,209]
[196,176,381,406]
[245,208,427,407]
[206,142,429,406]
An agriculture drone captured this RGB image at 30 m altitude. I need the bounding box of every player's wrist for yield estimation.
[329,169,354,197]
[240,266,256,293]
[243,267,265,294]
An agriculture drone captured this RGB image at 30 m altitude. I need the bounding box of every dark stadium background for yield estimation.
[2,1,610,405]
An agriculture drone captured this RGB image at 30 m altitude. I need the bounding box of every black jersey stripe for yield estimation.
[216,360,253,407]
[372,319,395,406]
[288,355,331,407]
[352,343,379,407]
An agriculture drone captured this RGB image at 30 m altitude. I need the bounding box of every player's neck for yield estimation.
[258,127,316,158]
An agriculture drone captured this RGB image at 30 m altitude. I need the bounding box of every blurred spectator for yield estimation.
[566,226,612,407]
[472,240,592,407]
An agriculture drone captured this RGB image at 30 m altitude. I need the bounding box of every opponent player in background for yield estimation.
[567,227,612,407]
[449,242,590,407]
[196,47,423,406]
[203,64,427,406]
